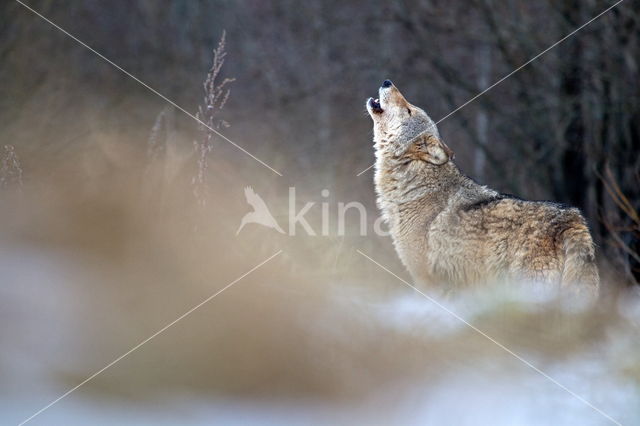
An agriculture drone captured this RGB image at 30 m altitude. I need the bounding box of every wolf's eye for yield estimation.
[407,108,412,116]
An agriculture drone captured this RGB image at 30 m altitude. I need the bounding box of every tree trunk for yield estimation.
[474,43,491,180]
[559,0,587,209]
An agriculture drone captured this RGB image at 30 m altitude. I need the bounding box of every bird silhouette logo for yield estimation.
[236,186,285,235]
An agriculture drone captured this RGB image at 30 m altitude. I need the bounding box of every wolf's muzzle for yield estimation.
[368,97,383,113]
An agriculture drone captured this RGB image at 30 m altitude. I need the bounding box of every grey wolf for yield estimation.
[366,80,599,295]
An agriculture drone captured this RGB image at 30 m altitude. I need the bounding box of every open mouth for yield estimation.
[368,97,383,114]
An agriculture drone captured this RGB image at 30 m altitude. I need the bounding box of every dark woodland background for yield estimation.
[1,0,639,281]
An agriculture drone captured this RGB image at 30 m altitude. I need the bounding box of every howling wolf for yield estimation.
[366,80,599,295]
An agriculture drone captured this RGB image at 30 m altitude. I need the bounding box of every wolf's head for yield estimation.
[366,80,453,165]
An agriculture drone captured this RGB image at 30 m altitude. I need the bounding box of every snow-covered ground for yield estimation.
[2,244,639,425]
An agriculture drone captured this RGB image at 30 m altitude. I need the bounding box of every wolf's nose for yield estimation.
[382,79,393,88]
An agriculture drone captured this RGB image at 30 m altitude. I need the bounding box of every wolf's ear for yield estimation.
[422,135,454,165]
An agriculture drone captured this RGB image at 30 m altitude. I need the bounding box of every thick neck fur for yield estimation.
[374,148,466,230]
[374,144,497,283]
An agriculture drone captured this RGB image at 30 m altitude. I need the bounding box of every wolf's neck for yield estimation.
[375,157,464,213]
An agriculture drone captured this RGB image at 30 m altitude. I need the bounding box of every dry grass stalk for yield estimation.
[598,165,640,284]
[0,144,23,190]
[192,31,235,206]
[147,107,170,164]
